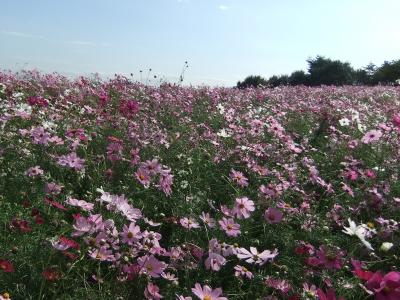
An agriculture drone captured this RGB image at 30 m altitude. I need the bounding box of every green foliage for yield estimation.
[236,75,268,89]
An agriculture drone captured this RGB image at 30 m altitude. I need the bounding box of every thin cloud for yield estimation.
[219,5,229,11]
[64,40,96,46]
[0,30,45,39]
[63,40,110,47]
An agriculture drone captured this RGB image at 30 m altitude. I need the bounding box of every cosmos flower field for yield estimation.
[1,71,400,300]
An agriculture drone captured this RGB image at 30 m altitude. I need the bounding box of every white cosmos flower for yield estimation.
[216,103,225,114]
[339,118,350,126]
[217,128,231,138]
[343,218,374,251]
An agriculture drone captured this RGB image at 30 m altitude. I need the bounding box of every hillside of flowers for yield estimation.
[1,70,400,300]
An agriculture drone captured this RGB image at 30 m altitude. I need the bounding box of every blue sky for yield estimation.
[1,0,400,86]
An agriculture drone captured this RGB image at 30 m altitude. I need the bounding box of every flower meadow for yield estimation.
[0,71,400,300]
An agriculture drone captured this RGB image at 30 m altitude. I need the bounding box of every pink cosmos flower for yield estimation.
[392,114,400,127]
[264,208,283,224]
[135,168,151,188]
[142,159,162,175]
[191,283,227,300]
[57,152,85,170]
[237,247,278,265]
[361,129,383,144]
[158,169,174,196]
[89,246,115,261]
[234,265,253,279]
[26,166,44,177]
[219,217,241,237]
[30,126,50,145]
[199,212,216,228]
[265,277,292,295]
[51,236,79,251]
[66,198,94,211]
[345,170,358,181]
[316,288,345,300]
[233,197,255,219]
[106,142,123,162]
[220,205,233,217]
[180,217,200,230]
[230,169,249,187]
[205,252,226,271]
[137,255,166,278]
[144,282,163,300]
[120,222,142,245]
[44,182,63,195]
[176,296,192,300]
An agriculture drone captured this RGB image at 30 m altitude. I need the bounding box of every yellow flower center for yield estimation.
[2,293,10,299]
[203,296,212,300]
[367,222,375,229]
[227,224,233,230]
[127,232,134,239]
[146,264,153,272]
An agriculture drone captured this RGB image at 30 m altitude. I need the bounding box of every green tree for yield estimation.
[307,56,355,86]
[373,60,400,84]
[268,74,289,87]
[237,75,268,89]
[289,70,309,85]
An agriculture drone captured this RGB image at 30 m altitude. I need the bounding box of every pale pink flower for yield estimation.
[176,296,192,300]
[26,166,44,177]
[142,159,162,175]
[191,283,227,300]
[219,217,241,237]
[120,222,142,245]
[199,212,216,228]
[180,217,200,230]
[234,265,253,279]
[66,198,94,211]
[205,252,226,271]
[57,152,85,170]
[233,197,255,219]
[89,246,115,261]
[44,182,63,195]
[361,129,382,144]
[144,282,163,299]
[138,255,166,278]
[237,247,278,265]
[230,169,249,187]
[135,168,151,188]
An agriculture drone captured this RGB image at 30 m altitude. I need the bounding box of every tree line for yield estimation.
[237,56,400,88]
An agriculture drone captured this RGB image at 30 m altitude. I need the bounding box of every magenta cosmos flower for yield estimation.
[233,197,255,219]
[365,271,400,300]
[361,129,383,144]
[264,208,283,224]
[191,283,227,300]
[219,217,241,237]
